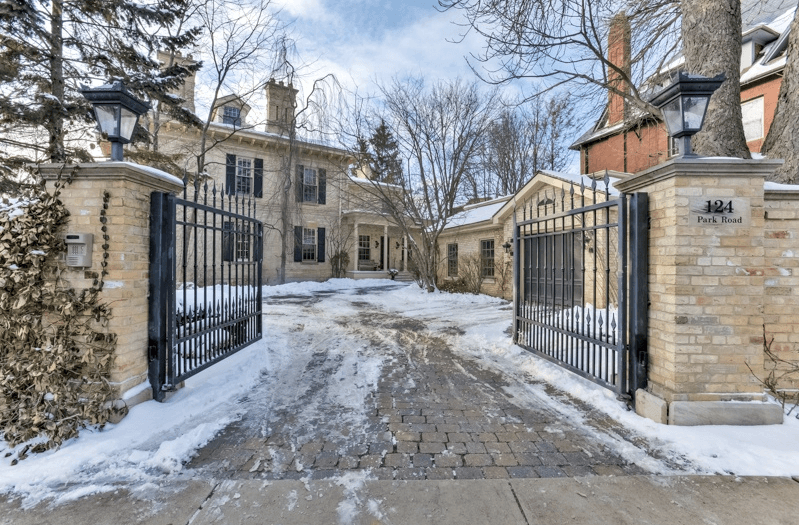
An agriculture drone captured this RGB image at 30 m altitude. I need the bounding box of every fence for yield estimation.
[148,178,264,401]
[513,176,648,403]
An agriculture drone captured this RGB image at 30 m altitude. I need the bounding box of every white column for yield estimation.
[353,222,359,272]
[383,224,389,270]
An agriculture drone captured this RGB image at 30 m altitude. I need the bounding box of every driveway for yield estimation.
[188,282,688,480]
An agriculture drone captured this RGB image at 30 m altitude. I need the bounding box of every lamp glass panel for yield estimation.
[682,96,709,131]
[118,107,139,141]
[94,105,120,137]
[661,98,683,136]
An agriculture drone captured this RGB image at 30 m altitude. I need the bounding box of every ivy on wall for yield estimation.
[0,170,120,462]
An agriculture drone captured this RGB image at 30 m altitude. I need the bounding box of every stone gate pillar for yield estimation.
[41,162,183,412]
[615,157,784,425]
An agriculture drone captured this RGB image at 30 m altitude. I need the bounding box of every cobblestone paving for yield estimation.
[188,289,659,481]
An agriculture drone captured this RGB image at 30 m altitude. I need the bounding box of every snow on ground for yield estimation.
[1,278,798,507]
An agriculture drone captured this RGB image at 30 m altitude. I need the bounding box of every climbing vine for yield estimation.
[0,168,120,462]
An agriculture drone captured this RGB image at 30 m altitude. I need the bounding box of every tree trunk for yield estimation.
[681,0,750,158]
[48,0,65,163]
[761,8,799,183]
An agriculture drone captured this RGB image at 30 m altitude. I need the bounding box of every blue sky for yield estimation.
[273,0,486,95]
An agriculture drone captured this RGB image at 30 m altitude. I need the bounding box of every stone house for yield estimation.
[570,1,795,174]
[151,59,411,284]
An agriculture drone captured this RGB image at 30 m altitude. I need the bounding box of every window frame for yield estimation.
[222,220,251,262]
[447,243,458,277]
[303,167,318,203]
[236,157,252,195]
[741,96,764,142]
[481,239,495,278]
[222,106,241,127]
[358,235,371,261]
[302,227,317,262]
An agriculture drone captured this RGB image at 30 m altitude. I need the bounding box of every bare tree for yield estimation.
[357,77,501,292]
[439,0,752,158]
[189,0,285,176]
[468,94,575,200]
[257,41,348,283]
[438,0,680,116]
[324,214,354,278]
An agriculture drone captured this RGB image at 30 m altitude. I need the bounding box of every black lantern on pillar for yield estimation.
[502,240,513,256]
[648,71,725,157]
[81,81,149,162]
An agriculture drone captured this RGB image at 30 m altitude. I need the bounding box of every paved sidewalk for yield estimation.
[2,476,798,524]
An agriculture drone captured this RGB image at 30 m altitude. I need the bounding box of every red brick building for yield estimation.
[571,2,795,174]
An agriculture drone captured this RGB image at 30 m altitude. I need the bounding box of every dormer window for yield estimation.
[222,106,241,127]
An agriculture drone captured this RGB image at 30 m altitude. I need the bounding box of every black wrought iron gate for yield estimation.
[513,176,648,403]
[148,179,263,401]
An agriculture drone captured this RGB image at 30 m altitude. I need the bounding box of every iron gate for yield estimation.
[513,175,648,403]
[148,178,263,401]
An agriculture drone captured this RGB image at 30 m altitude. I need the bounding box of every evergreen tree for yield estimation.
[368,119,403,185]
[0,0,200,177]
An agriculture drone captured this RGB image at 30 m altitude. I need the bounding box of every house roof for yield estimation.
[571,1,796,151]
[494,170,624,223]
[444,195,511,231]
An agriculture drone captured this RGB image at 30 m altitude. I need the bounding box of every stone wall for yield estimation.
[41,163,183,407]
[762,186,799,390]
[616,157,784,425]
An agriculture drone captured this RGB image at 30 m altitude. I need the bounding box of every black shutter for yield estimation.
[294,226,302,262]
[222,221,233,261]
[225,154,236,195]
[295,164,304,202]
[317,227,325,263]
[253,158,263,198]
[318,168,326,205]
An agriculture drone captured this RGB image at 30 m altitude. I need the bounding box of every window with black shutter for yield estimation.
[225,154,262,197]
[295,165,327,204]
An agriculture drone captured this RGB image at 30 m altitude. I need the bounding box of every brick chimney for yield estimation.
[607,13,631,126]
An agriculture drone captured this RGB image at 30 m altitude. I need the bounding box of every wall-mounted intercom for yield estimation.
[64,233,93,268]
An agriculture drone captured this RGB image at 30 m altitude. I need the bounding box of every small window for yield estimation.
[669,136,679,157]
[302,228,316,261]
[236,158,252,194]
[447,243,458,277]
[303,168,318,202]
[358,235,370,261]
[742,97,764,142]
[481,239,495,278]
[222,106,241,127]
[237,223,251,260]
[223,221,250,261]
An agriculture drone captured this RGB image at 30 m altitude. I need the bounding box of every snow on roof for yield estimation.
[537,170,622,197]
[742,0,796,32]
[445,196,510,229]
[347,175,402,190]
[765,181,799,192]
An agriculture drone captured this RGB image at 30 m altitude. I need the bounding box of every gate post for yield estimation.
[40,163,183,415]
[629,192,649,395]
[616,158,784,425]
[512,211,519,344]
[148,192,176,402]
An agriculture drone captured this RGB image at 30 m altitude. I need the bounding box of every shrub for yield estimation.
[0,174,118,461]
